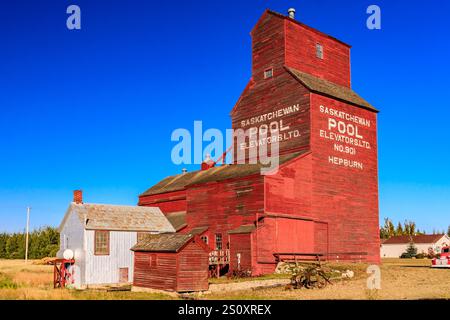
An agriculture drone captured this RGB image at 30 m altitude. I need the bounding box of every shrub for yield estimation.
[0,273,17,289]
[400,242,418,259]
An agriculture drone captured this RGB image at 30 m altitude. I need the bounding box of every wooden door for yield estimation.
[119,268,129,283]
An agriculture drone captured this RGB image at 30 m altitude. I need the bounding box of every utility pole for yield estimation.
[25,207,30,263]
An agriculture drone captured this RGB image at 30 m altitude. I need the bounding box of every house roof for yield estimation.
[140,151,306,197]
[131,233,193,252]
[166,211,187,232]
[59,203,176,233]
[383,234,447,245]
[228,224,256,234]
[286,67,378,112]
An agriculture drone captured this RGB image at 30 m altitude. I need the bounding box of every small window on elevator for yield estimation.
[215,233,223,250]
[316,43,324,59]
[264,68,273,79]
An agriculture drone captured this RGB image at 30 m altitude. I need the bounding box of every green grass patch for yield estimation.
[0,272,18,289]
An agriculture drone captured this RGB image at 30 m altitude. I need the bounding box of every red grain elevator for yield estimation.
[139,9,380,276]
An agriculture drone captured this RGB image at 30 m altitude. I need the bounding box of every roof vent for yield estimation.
[288,8,296,19]
[182,168,188,174]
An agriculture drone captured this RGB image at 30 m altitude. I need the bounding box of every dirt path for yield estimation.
[205,259,450,300]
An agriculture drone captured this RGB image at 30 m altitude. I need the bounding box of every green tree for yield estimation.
[396,222,404,236]
[0,227,59,260]
[401,241,418,259]
[0,233,7,258]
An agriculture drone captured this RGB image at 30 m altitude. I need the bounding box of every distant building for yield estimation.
[381,234,450,258]
[57,190,175,289]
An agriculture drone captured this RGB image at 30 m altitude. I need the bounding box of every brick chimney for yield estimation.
[73,190,83,204]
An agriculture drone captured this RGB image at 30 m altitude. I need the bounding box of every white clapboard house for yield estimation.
[380,234,450,258]
[57,191,175,289]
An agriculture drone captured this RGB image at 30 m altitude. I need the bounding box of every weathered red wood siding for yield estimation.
[264,152,312,217]
[249,10,350,88]
[231,74,311,162]
[284,19,351,88]
[251,217,315,274]
[310,93,380,263]
[231,13,311,162]
[139,190,187,214]
[134,241,209,292]
[251,11,286,83]
[176,241,209,292]
[229,233,252,273]
[186,176,264,249]
[133,252,177,291]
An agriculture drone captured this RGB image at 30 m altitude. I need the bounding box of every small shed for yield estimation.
[131,233,210,292]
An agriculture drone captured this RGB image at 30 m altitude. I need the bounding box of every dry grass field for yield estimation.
[0,259,449,300]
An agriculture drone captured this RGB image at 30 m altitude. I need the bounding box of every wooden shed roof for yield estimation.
[286,67,378,112]
[131,233,207,253]
[59,203,176,233]
[140,152,305,197]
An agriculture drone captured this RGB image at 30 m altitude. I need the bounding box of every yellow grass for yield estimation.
[0,259,175,300]
[1,258,450,300]
[206,259,450,300]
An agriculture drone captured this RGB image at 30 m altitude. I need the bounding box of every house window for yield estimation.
[201,235,208,245]
[316,44,324,59]
[94,230,110,255]
[264,68,273,79]
[215,233,223,250]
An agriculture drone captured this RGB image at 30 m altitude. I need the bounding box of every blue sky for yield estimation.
[0,0,449,233]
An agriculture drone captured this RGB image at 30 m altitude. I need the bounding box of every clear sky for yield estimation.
[0,0,449,233]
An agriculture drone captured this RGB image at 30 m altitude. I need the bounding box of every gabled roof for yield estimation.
[131,232,209,253]
[59,203,176,233]
[251,9,351,48]
[383,234,448,245]
[140,151,307,197]
[286,67,378,112]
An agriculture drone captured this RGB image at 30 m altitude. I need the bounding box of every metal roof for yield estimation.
[286,67,378,112]
[140,152,306,197]
[59,203,176,233]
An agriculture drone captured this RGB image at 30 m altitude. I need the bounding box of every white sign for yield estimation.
[319,105,371,170]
